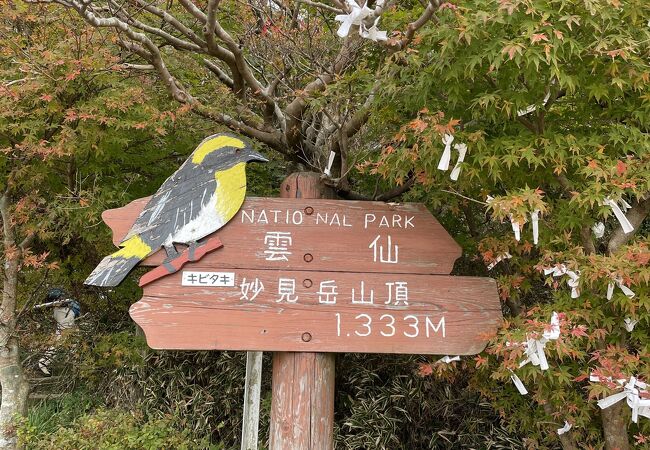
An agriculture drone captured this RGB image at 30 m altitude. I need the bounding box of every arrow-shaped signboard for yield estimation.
[106,197,502,355]
[103,197,462,274]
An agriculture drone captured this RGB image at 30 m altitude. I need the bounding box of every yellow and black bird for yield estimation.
[85,133,267,287]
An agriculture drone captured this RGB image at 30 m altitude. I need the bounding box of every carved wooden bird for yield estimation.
[85,133,267,287]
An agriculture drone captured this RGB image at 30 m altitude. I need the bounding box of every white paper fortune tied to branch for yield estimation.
[544,264,581,298]
[557,421,572,435]
[437,355,461,364]
[602,197,634,234]
[519,312,561,371]
[437,134,454,171]
[592,375,650,424]
[606,277,635,301]
[449,143,467,181]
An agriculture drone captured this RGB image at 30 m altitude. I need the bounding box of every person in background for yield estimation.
[35,288,81,376]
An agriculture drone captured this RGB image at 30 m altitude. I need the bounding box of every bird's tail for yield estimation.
[85,236,153,287]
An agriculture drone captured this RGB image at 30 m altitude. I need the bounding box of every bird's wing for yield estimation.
[122,169,217,244]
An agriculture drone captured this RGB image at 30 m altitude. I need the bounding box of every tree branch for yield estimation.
[203,59,234,89]
[285,35,361,149]
[334,176,416,202]
[0,191,14,245]
[607,194,650,254]
[296,0,343,13]
[384,0,441,52]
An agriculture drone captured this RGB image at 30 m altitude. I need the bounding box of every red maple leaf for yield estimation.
[417,363,433,377]
[616,160,627,176]
[570,325,588,338]
[531,33,549,43]
[475,355,488,368]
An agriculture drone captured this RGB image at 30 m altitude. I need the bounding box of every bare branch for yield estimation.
[296,0,343,14]
[203,59,234,89]
[285,35,362,148]
[3,78,34,87]
[18,234,35,252]
[130,0,208,49]
[441,189,488,206]
[334,176,416,202]
[110,3,204,53]
[580,224,596,255]
[121,63,154,70]
[178,0,207,22]
[58,0,282,148]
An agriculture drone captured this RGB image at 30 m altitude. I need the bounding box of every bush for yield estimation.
[17,407,215,450]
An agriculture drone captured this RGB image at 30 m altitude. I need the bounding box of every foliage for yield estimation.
[3,0,648,447]
[353,0,650,447]
[335,353,524,449]
[17,406,214,450]
[20,391,97,436]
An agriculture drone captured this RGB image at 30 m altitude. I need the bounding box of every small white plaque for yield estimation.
[182,271,236,287]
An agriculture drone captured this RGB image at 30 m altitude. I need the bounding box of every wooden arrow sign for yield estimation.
[130,269,500,355]
[102,196,462,275]
[102,194,501,355]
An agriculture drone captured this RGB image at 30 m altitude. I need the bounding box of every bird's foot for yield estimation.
[163,244,180,263]
[186,241,200,262]
[139,237,224,287]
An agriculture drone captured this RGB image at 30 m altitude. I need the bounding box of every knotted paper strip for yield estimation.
[360,16,387,41]
[519,312,560,371]
[510,370,528,395]
[602,197,634,234]
[624,318,638,332]
[531,209,540,245]
[517,91,551,117]
[437,355,461,364]
[592,222,605,238]
[450,143,467,181]
[557,421,572,435]
[544,265,580,298]
[437,134,454,171]
[619,198,632,212]
[334,0,373,38]
[592,375,650,423]
[487,252,512,271]
[510,216,522,241]
[324,151,336,177]
[606,277,635,301]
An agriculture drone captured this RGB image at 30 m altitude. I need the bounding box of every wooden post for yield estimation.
[241,351,263,450]
[270,172,336,450]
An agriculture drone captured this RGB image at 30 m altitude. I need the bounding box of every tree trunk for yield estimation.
[0,255,29,450]
[542,403,579,450]
[601,402,630,450]
[0,340,29,449]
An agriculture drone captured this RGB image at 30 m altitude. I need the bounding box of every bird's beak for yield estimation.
[247,150,269,163]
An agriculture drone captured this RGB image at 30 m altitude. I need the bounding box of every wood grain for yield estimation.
[130,270,501,355]
[241,351,263,450]
[103,196,461,274]
[269,172,336,450]
[269,352,335,450]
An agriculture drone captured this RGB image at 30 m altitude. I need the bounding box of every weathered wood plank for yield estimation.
[309,352,335,448]
[269,172,336,450]
[269,352,335,450]
[103,196,461,274]
[129,270,501,355]
[241,351,263,450]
